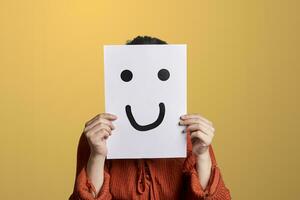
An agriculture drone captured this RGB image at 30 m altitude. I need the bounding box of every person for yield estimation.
[69,36,231,200]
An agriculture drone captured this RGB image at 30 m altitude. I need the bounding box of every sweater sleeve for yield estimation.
[69,133,112,200]
[182,132,231,199]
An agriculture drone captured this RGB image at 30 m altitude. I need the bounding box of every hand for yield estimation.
[83,113,117,157]
[179,114,215,156]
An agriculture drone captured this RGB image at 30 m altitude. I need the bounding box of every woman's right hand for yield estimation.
[83,113,117,157]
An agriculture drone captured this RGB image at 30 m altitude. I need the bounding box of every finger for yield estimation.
[85,118,115,132]
[187,123,202,132]
[87,118,115,132]
[186,121,213,131]
[99,113,118,120]
[85,113,117,127]
[86,124,112,136]
[179,118,200,126]
[91,124,112,134]
[180,114,212,125]
[191,131,211,145]
[94,129,111,140]
[85,114,101,127]
[187,123,214,136]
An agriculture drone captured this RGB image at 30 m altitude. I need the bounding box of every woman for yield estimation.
[69,36,231,200]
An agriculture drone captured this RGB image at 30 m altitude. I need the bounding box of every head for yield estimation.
[126,35,167,45]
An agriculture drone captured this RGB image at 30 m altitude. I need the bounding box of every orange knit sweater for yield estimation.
[69,130,231,200]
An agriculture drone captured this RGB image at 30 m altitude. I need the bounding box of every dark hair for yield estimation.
[126,36,167,45]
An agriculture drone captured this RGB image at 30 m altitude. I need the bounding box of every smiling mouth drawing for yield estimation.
[125,103,165,131]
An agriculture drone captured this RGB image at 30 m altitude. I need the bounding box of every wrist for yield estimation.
[89,152,106,162]
[196,150,212,172]
[196,149,210,161]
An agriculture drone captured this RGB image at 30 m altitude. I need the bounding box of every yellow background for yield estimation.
[1,0,299,199]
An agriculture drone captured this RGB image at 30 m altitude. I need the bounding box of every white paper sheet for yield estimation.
[104,44,187,159]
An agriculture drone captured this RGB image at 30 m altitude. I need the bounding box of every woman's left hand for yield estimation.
[179,114,215,156]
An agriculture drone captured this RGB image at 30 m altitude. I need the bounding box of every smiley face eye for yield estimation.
[158,69,170,81]
[121,69,133,82]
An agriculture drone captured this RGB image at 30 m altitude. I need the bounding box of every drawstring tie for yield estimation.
[137,160,146,194]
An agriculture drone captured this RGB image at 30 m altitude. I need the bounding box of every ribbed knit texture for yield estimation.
[69,130,231,200]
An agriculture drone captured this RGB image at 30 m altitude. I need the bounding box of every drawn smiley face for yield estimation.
[120,69,170,131]
[104,44,186,159]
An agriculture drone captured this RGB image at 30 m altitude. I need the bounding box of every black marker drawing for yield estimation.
[157,69,170,81]
[120,69,133,82]
[125,102,165,131]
